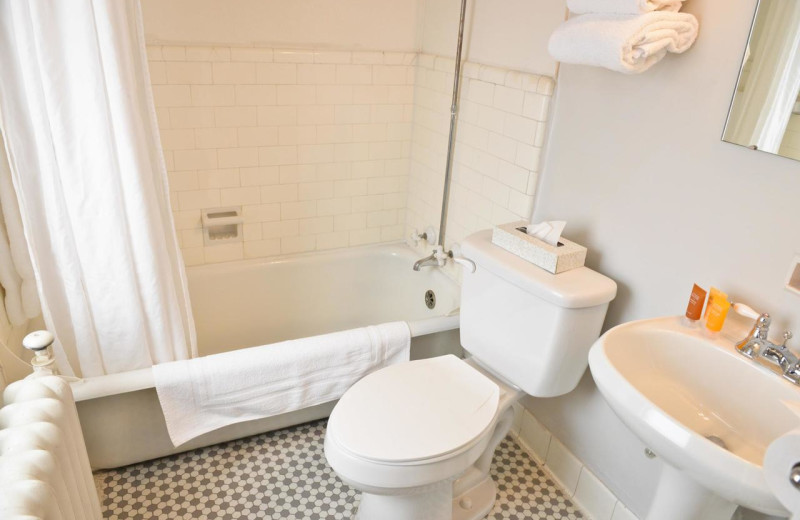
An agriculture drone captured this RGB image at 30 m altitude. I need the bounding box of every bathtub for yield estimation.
[70,243,462,469]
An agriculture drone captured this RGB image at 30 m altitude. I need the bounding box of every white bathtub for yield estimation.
[71,243,462,469]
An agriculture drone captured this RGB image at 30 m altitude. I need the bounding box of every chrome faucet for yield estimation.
[413,251,439,271]
[735,306,800,385]
[413,244,476,273]
[735,312,772,358]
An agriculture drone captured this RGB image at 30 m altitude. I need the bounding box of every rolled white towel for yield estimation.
[568,0,685,15]
[548,12,699,74]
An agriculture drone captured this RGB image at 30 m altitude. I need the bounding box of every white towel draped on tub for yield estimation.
[567,0,685,15]
[548,12,699,74]
[153,322,411,446]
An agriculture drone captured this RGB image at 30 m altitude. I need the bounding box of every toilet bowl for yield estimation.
[325,230,617,520]
[325,355,523,520]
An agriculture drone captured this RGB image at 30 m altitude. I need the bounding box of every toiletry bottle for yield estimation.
[682,284,706,327]
[705,287,731,333]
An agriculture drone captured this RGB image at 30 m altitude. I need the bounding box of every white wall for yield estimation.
[140,0,419,50]
[417,0,566,77]
[527,0,800,516]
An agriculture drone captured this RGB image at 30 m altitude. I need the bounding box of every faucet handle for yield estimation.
[449,243,476,274]
[733,303,760,320]
[779,331,794,350]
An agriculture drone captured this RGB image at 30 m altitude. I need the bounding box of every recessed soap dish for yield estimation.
[201,207,243,246]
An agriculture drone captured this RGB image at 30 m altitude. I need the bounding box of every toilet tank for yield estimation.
[460,230,617,397]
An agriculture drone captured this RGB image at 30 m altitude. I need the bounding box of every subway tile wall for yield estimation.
[149,46,553,267]
[148,45,416,265]
[405,54,554,262]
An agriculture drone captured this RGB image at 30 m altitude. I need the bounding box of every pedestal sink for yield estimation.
[588,316,800,520]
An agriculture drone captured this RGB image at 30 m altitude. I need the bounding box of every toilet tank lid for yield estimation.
[461,230,617,309]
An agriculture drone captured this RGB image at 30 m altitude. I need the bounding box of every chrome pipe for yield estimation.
[437,0,468,249]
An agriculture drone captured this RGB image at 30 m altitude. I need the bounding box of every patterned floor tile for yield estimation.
[96,420,583,519]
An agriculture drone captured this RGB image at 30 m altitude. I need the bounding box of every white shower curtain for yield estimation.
[0,0,197,377]
[0,133,40,327]
[727,0,800,152]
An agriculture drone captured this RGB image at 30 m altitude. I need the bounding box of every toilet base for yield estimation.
[452,473,496,520]
[354,473,498,520]
[356,479,455,520]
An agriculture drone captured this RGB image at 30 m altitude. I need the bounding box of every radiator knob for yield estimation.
[23,330,55,352]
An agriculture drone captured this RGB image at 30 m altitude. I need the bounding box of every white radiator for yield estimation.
[0,376,102,519]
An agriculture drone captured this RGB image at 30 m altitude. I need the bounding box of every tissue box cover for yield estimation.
[491,221,587,274]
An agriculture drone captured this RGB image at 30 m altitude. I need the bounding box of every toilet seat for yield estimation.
[326,355,500,465]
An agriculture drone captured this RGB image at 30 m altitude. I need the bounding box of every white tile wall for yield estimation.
[151,46,552,267]
[404,54,554,260]
[511,404,640,520]
[149,45,415,265]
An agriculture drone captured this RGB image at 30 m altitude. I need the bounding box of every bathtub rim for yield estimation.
[71,240,461,402]
[186,239,439,275]
[70,315,459,402]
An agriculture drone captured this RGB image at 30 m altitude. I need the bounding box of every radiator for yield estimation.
[0,376,102,519]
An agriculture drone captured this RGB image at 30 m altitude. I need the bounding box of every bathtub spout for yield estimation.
[413,252,438,271]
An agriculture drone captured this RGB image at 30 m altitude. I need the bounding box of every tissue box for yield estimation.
[491,221,587,274]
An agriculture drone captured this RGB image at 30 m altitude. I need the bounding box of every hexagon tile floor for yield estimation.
[95,420,584,520]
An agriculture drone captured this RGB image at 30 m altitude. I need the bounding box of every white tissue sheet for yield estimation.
[526,221,566,247]
[548,12,699,74]
[567,0,684,15]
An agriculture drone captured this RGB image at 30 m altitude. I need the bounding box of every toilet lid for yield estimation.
[327,355,500,463]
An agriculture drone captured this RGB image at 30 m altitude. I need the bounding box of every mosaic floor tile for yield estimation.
[96,420,583,519]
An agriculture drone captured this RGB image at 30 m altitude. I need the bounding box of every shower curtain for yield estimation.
[0,133,40,327]
[0,0,197,377]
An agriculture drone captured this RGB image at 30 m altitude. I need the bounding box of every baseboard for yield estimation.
[508,403,639,520]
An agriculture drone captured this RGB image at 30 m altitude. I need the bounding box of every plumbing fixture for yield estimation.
[734,303,800,385]
[412,245,476,273]
[22,330,58,376]
[413,0,467,271]
[409,226,437,247]
[424,290,436,310]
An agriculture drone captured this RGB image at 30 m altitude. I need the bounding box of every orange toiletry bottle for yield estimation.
[683,284,706,326]
[705,287,730,333]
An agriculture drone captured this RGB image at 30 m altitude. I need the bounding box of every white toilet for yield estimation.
[324,230,617,520]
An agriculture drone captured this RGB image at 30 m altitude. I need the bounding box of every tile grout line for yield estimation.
[510,405,640,520]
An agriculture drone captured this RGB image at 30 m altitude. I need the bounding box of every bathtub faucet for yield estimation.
[413,245,476,273]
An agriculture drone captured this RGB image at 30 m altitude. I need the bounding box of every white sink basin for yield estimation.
[589,316,800,519]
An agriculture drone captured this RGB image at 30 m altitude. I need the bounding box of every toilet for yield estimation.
[324,229,617,520]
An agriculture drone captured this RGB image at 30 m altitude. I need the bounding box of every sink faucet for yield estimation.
[735,306,800,385]
[735,312,772,358]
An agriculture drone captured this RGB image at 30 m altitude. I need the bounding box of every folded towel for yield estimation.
[548,12,699,74]
[153,322,411,446]
[567,0,685,15]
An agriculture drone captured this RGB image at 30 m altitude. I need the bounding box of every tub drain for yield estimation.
[705,435,728,451]
[425,290,436,309]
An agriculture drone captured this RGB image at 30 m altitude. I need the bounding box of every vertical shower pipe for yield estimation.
[437,0,468,250]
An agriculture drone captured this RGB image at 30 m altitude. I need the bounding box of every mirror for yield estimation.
[722,0,800,161]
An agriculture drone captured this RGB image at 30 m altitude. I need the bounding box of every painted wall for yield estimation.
[526,0,800,516]
[140,0,420,51]
[779,113,800,160]
[417,0,566,77]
